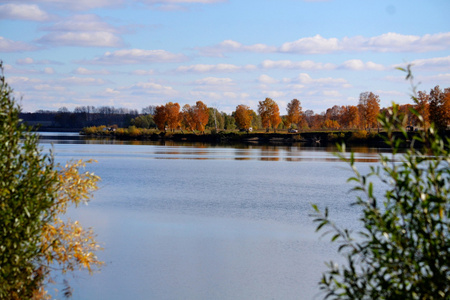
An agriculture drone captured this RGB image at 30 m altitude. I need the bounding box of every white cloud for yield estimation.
[0,36,36,52]
[340,59,385,71]
[142,0,226,3]
[84,49,187,64]
[223,92,249,99]
[132,69,155,75]
[0,4,50,21]
[417,73,450,84]
[44,14,121,33]
[126,81,178,96]
[8,0,124,11]
[16,57,62,65]
[199,39,276,56]
[287,84,306,90]
[59,76,107,85]
[297,73,349,86]
[258,74,278,84]
[262,90,286,99]
[189,91,222,100]
[280,34,341,54]
[322,90,341,97]
[32,84,66,92]
[73,67,111,75]
[8,0,224,11]
[104,88,120,95]
[7,76,42,85]
[195,77,234,85]
[141,0,227,11]
[394,56,450,72]
[43,67,54,74]
[176,63,245,73]
[198,32,450,56]
[261,59,335,70]
[37,31,122,47]
[35,14,125,47]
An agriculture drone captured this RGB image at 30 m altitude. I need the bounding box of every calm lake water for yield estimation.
[39,133,387,300]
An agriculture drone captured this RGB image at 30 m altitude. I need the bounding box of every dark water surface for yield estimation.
[40,134,385,300]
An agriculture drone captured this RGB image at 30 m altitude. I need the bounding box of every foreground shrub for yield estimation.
[312,69,449,299]
[0,63,102,299]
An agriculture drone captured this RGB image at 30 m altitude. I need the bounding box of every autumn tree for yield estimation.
[325,105,342,123]
[183,101,209,133]
[429,85,450,131]
[340,105,360,129]
[414,91,430,128]
[322,119,340,129]
[397,104,415,127]
[258,98,282,132]
[194,101,209,132]
[234,104,253,131]
[0,64,102,299]
[153,105,167,131]
[165,102,181,131]
[286,99,303,129]
[358,91,380,129]
[304,109,314,129]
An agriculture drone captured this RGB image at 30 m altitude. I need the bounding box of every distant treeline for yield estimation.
[20,106,140,130]
[21,85,449,132]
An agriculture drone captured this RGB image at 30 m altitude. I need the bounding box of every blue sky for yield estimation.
[0,0,449,113]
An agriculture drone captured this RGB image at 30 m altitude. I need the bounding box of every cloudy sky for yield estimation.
[1,0,449,113]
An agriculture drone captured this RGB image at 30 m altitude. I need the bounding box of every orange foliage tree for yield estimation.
[258,98,281,132]
[181,104,196,131]
[185,101,209,132]
[358,91,380,129]
[234,104,253,130]
[286,98,303,129]
[165,102,181,131]
[340,105,360,129]
[429,85,450,131]
[414,91,430,128]
[153,105,167,131]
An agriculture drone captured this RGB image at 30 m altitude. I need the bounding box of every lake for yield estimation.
[40,133,386,300]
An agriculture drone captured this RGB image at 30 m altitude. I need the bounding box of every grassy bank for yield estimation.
[80,125,429,146]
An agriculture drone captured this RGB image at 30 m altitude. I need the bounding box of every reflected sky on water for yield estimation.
[40,133,387,300]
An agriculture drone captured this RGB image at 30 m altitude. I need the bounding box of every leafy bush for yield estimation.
[0,63,102,299]
[312,71,449,299]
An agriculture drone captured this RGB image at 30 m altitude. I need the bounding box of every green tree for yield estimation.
[131,114,155,129]
[312,67,449,299]
[0,63,102,299]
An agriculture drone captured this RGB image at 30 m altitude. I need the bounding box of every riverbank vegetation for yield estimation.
[22,84,449,137]
[312,67,449,299]
[0,63,102,299]
[75,83,449,146]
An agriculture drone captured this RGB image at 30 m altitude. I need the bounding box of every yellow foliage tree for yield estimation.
[258,98,281,132]
[234,104,253,130]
